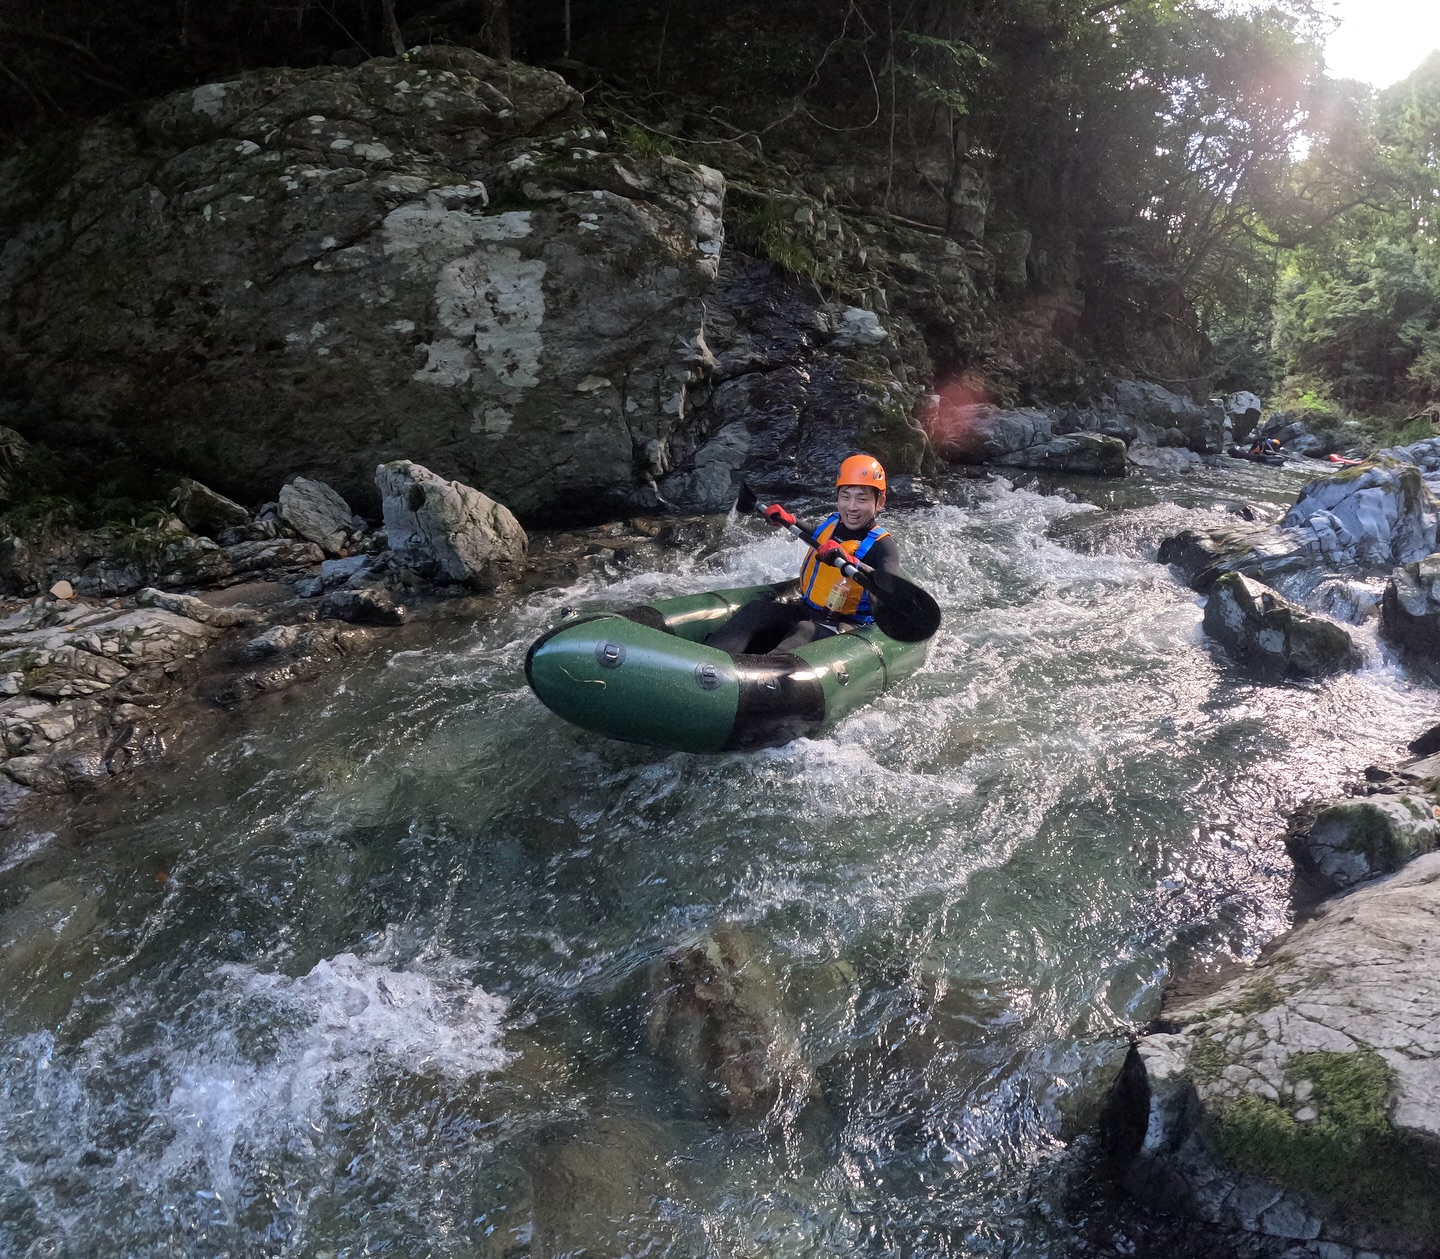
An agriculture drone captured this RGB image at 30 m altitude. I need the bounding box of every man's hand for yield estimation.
[816,539,849,568]
[763,503,796,528]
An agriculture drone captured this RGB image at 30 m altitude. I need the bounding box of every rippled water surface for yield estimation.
[1,467,1433,1258]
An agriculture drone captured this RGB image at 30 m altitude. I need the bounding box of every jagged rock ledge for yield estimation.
[0,459,706,829]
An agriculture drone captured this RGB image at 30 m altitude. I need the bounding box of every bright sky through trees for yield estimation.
[1323,0,1440,85]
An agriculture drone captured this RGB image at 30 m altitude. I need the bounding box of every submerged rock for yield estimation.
[646,923,811,1120]
[376,460,526,590]
[212,620,373,704]
[1201,572,1360,681]
[1103,851,1440,1255]
[319,585,407,626]
[524,1115,678,1259]
[1289,796,1440,893]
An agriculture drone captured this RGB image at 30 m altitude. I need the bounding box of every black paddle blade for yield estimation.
[862,569,942,642]
[734,481,758,516]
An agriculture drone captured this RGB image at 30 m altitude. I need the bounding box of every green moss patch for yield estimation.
[726,194,823,283]
[1188,1034,1227,1085]
[1207,1048,1440,1239]
[1230,973,1283,1015]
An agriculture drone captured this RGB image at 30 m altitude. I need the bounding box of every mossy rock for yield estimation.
[1208,1049,1440,1242]
[1292,796,1440,891]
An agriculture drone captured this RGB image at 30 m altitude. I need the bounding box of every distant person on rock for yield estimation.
[705,455,901,655]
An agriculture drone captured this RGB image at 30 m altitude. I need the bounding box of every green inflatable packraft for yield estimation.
[524,580,933,752]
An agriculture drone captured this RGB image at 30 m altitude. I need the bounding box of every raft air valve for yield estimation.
[596,641,626,668]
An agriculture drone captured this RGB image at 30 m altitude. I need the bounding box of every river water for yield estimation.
[1,465,1434,1258]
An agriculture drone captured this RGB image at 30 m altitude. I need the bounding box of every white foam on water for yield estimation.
[153,948,508,1208]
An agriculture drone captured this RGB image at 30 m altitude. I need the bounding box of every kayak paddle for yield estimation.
[734,483,942,642]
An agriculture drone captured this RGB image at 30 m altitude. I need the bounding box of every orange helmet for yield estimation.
[836,454,887,494]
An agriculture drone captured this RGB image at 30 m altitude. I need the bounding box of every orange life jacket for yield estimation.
[799,514,890,622]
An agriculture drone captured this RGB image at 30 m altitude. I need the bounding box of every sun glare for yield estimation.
[1324,0,1440,87]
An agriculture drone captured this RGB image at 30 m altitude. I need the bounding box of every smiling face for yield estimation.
[836,484,883,530]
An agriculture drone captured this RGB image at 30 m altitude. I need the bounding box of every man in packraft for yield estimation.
[705,454,901,655]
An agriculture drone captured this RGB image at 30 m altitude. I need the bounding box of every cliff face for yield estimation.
[0,49,719,519]
[0,46,956,519]
[0,4,1219,522]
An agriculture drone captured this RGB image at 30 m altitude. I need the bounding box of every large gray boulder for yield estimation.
[1111,380,1219,451]
[277,477,356,554]
[1225,391,1264,443]
[1289,795,1440,893]
[1381,435,1440,500]
[928,404,1052,462]
[375,459,526,589]
[1103,851,1440,1255]
[1201,572,1360,680]
[1281,459,1438,570]
[0,48,723,520]
[170,477,249,537]
[994,431,1127,477]
[929,404,1126,475]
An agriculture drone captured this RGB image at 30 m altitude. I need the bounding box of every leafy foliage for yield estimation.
[1270,53,1440,414]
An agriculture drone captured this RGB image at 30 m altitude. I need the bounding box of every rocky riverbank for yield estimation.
[1089,434,1440,1257]
[0,453,721,829]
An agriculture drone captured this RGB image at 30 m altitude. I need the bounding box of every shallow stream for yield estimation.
[1,465,1434,1258]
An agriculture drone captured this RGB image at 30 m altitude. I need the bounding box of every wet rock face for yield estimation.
[1382,553,1440,665]
[655,254,927,511]
[645,923,812,1121]
[0,47,722,520]
[1201,572,1360,681]
[1289,796,1440,893]
[1103,852,1440,1255]
[0,597,219,793]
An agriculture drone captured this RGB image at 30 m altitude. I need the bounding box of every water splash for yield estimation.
[0,470,1434,1257]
